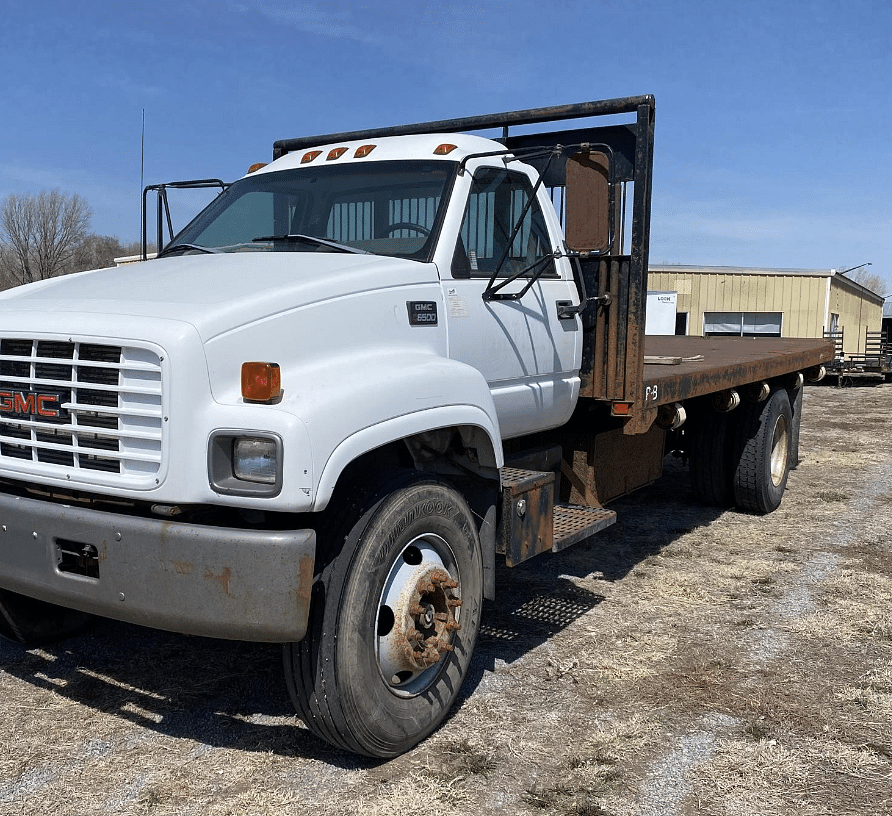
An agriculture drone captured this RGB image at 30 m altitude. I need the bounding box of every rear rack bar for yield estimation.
[273,95,655,159]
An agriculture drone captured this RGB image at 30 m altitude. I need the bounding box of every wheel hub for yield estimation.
[770,414,789,486]
[377,538,463,691]
[400,566,462,670]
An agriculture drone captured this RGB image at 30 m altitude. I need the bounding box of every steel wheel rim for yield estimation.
[375,534,462,697]
[770,413,789,486]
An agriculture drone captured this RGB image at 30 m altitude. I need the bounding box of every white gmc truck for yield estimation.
[0,96,832,757]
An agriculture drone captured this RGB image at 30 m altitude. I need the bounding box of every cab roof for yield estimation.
[254,133,505,176]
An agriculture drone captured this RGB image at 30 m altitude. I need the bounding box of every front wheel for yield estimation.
[0,589,94,645]
[284,474,483,757]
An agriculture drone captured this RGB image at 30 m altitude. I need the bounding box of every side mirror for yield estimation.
[564,151,611,254]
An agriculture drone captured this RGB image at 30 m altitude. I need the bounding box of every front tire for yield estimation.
[0,589,93,645]
[284,473,483,757]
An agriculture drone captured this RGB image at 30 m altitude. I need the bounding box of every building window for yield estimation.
[703,312,782,337]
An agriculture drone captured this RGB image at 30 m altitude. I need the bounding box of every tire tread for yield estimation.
[284,470,481,757]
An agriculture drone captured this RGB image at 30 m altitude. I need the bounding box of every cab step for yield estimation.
[553,503,616,551]
[499,467,616,566]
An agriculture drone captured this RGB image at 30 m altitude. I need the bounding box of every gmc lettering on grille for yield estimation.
[0,390,62,418]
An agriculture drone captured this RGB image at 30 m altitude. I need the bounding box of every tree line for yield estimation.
[0,190,148,291]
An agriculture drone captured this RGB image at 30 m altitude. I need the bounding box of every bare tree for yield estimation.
[71,234,128,273]
[850,270,886,296]
[0,190,91,287]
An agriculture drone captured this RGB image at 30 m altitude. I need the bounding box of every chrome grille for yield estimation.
[0,338,164,481]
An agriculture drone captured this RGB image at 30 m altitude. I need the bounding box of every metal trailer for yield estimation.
[824,328,892,384]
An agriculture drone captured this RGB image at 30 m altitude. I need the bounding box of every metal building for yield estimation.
[648,264,884,356]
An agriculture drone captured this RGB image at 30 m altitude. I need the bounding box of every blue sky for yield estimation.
[1,0,890,293]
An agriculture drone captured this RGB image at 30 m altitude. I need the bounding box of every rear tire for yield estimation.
[0,589,94,645]
[689,412,732,506]
[284,472,483,757]
[788,384,803,469]
[731,388,792,514]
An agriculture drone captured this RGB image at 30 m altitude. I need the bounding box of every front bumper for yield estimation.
[0,492,315,642]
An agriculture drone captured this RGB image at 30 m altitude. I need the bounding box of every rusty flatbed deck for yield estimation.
[642,336,834,405]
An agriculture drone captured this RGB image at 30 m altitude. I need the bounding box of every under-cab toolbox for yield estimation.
[0,95,832,757]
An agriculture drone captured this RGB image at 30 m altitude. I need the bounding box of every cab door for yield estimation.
[442,165,581,438]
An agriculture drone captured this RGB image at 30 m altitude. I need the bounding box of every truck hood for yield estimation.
[0,253,436,341]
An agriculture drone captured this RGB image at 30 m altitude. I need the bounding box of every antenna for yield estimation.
[140,108,145,228]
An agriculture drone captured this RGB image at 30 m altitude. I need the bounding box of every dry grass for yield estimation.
[353,772,475,816]
[2,385,892,815]
[791,569,892,643]
[692,736,890,816]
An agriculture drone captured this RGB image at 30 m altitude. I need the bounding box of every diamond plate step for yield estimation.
[552,503,616,552]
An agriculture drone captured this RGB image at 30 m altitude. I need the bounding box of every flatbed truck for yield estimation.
[0,95,832,756]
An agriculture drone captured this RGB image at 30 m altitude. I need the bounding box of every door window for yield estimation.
[452,168,555,279]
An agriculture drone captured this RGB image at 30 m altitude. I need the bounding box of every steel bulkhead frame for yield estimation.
[623,101,655,408]
[272,96,656,159]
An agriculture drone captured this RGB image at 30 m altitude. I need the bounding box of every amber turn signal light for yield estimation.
[241,362,281,403]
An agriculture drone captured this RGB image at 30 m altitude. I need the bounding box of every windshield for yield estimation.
[166,160,456,262]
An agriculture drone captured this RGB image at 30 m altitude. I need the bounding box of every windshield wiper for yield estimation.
[252,234,369,254]
[158,243,221,257]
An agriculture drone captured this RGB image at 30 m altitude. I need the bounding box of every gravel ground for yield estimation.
[1,381,891,815]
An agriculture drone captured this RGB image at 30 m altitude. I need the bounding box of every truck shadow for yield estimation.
[463,456,725,690]
[0,459,724,763]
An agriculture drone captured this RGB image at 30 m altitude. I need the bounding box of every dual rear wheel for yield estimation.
[690,386,795,515]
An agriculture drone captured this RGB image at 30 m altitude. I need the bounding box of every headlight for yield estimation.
[209,431,283,497]
[233,437,278,484]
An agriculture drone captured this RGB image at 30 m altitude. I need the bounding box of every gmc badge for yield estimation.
[407,301,438,326]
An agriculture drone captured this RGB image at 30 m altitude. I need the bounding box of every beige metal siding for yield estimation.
[648,269,825,337]
[829,279,883,354]
[649,266,882,352]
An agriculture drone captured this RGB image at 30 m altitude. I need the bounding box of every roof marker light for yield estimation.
[246,162,267,174]
[301,150,322,164]
[354,144,376,158]
[327,147,348,161]
[434,144,457,155]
